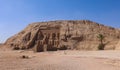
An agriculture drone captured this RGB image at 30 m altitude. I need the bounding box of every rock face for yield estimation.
[5,20,120,51]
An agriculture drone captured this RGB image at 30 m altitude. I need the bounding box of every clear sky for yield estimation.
[0,0,120,43]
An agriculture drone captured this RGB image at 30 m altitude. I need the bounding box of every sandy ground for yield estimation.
[0,48,120,70]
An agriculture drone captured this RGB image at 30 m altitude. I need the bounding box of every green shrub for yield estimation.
[98,44,105,50]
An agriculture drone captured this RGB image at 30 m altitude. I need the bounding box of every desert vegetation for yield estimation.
[97,34,105,50]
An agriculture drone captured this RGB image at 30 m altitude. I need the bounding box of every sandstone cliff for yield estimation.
[5,20,120,51]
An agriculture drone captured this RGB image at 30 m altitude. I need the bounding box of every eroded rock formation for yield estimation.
[5,20,120,51]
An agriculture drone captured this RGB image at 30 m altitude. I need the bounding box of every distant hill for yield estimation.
[5,20,120,51]
[0,43,3,47]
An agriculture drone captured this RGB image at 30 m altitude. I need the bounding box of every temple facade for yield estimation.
[34,26,60,52]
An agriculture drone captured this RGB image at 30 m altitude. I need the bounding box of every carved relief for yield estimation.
[35,26,60,52]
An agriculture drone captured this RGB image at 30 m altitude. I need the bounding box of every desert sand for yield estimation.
[0,48,120,70]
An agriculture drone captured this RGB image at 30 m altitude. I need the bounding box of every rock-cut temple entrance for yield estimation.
[34,26,60,52]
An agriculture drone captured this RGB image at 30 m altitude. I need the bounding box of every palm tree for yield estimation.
[97,34,105,50]
[97,34,104,44]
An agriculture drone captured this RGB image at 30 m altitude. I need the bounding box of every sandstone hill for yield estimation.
[5,20,120,51]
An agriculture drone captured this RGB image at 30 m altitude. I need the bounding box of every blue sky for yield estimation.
[0,0,120,43]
